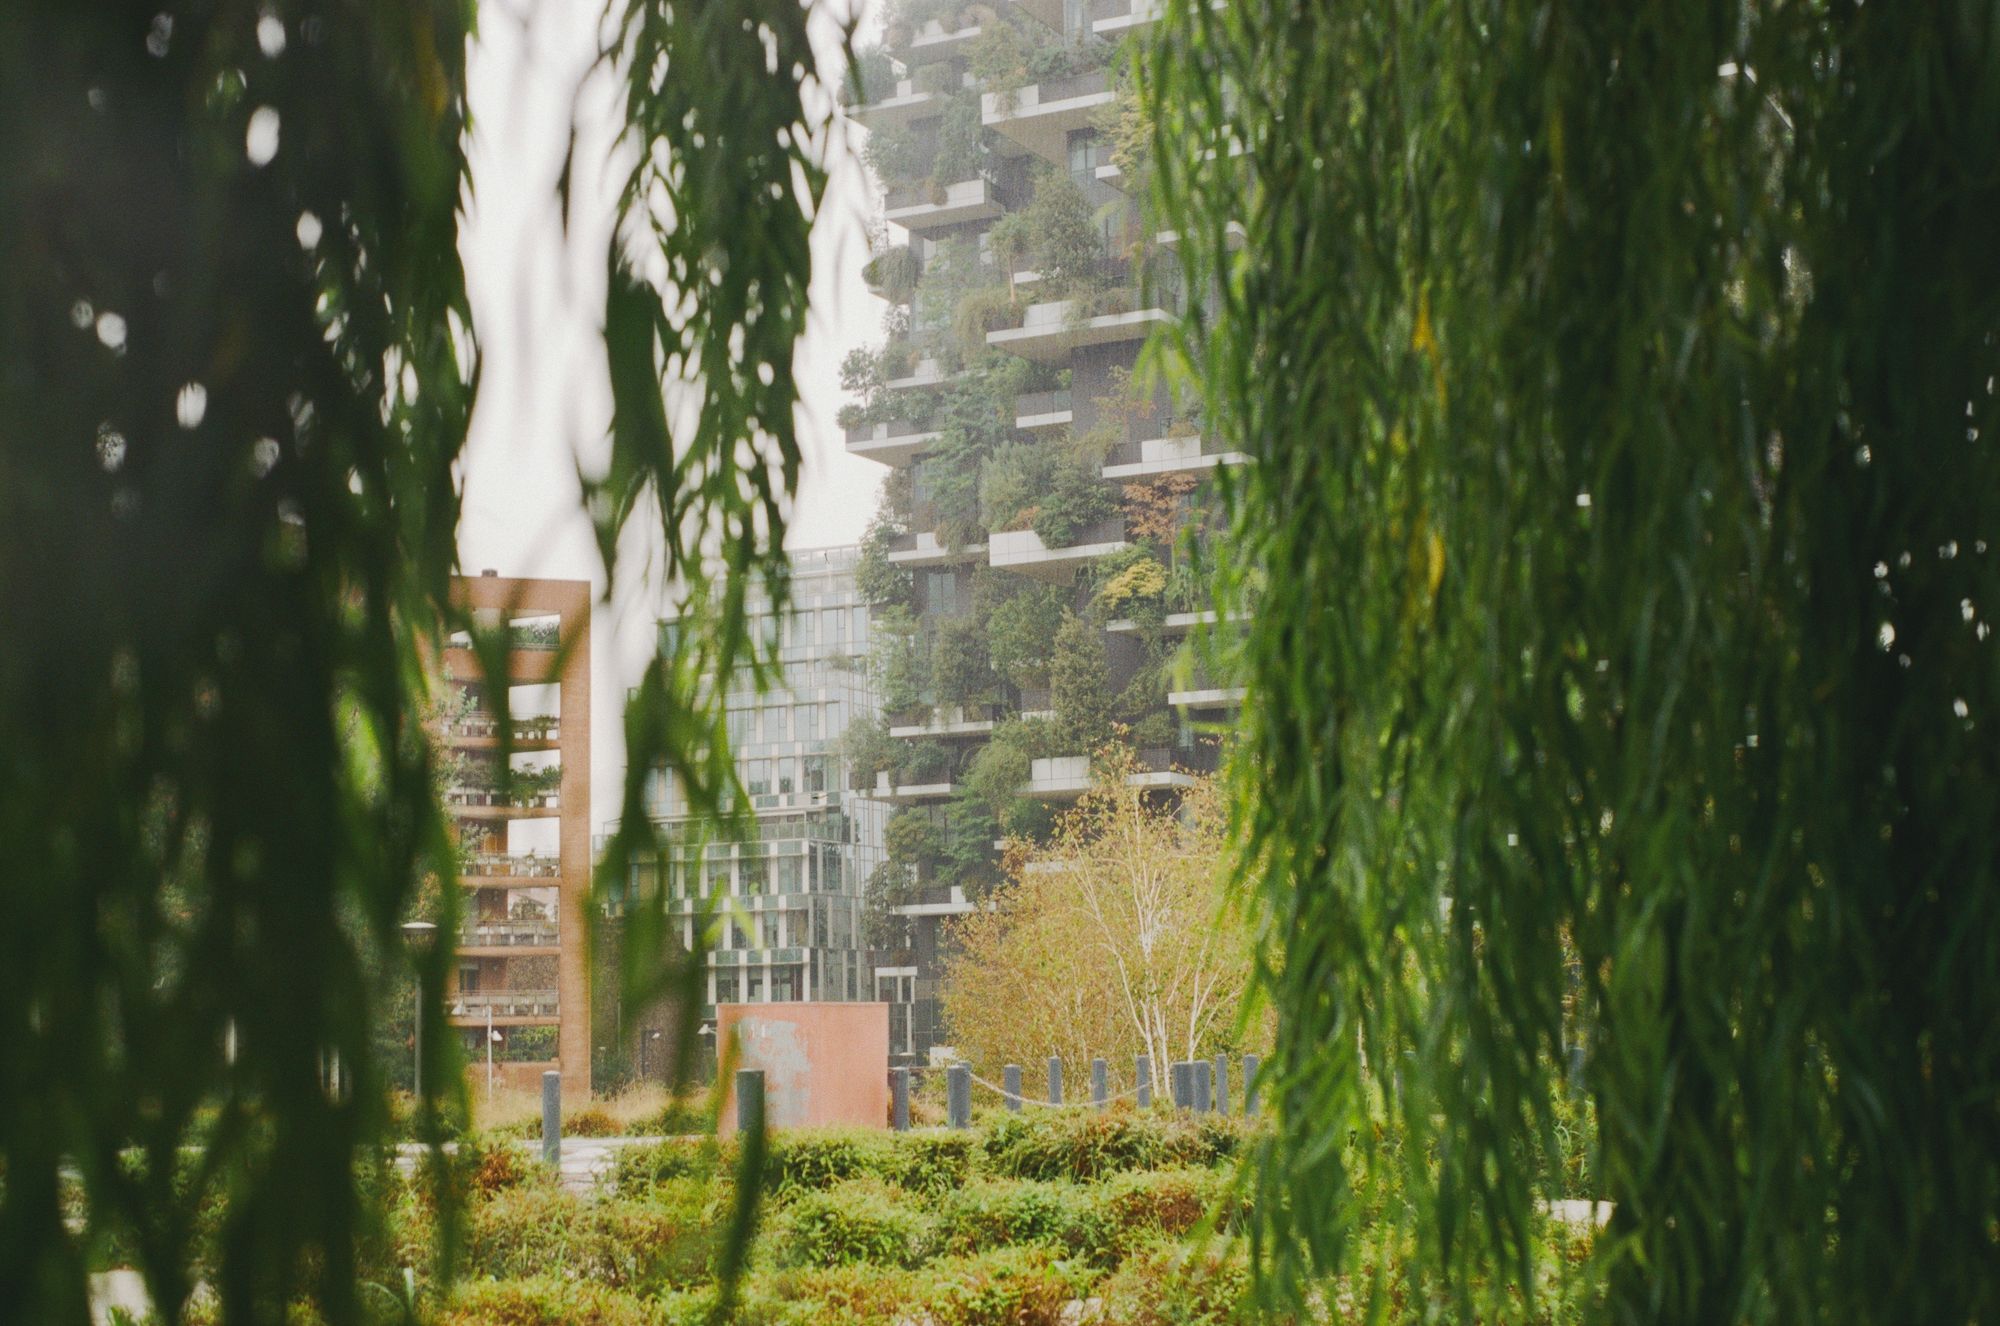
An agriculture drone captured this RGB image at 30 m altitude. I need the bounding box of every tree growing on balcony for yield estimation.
[1051,613,1115,751]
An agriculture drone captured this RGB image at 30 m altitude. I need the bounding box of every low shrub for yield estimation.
[771,1179,928,1269]
[625,1098,715,1137]
[762,1129,894,1196]
[465,1185,713,1293]
[1097,1238,1257,1326]
[433,1275,671,1326]
[613,1138,731,1195]
[983,1110,1171,1182]
[744,1247,1089,1326]
[565,1108,620,1138]
[883,1130,977,1197]
[932,1178,1102,1262]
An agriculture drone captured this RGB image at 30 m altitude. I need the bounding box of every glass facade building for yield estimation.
[632,547,891,1035]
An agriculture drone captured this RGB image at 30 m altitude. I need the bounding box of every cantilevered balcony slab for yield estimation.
[1091,0,1162,34]
[885,177,1005,232]
[866,774,960,804]
[987,299,1171,361]
[1013,388,1073,431]
[1023,754,1092,798]
[1169,685,1247,711]
[883,357,950,392]
[983,69,1115,166]
[1104,609,1227,636]
[845,418,940,466]
[1100,435,1248,480]
[448,990,560,1024]
[904,21,982,64]
[887,530,987,568]
[889,704,1001,739]
[849,79,944,132]
[989,521,1129,579]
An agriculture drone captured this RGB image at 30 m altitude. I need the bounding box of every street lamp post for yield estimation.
[401,920,438,1098]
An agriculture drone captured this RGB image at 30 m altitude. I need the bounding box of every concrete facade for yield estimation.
[440,574,592,1096]
[716,1002,891,1133]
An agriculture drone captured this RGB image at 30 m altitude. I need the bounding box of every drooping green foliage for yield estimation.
[0,0,838,1319]
[1150,1,2000,1321]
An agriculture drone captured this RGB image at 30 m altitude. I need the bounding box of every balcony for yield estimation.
[850,77,944,133]
[983,69,1116,165]
[845,415,940,466]
[1091,0,1162,35]
[1014,388,1073,431]
[989,517,1130,579]
[1128,743,1218,788]
[1105,609,1230,636]
[1024,754,1092,798]
[904,19,982,63]
[1101,433,1248,479]
[460,919,560,950]
[1016,686,1055,720]
[866,769,958,804]
[883,357,950,392]
[463,851,561,880]
[445,787,560,813]
[448,990,559,1020]
[887,529,987,568]
[889,703,1002,739]
[986,298,1172,361]
[1169,683,1247,711]
[885,177,1005,232]
[439,713,561,746]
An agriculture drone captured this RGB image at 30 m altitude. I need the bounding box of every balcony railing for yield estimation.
[844,414,936,445]
[1134,743,1222,775]
[1015,388,1072,418]
[1100,432,1229,468]
[464,851,560,878]
[449,990,559,1018]
[1036,68,1112,105]
[461,920,560,948]
[441,713,561,742]
[445,788,560,810]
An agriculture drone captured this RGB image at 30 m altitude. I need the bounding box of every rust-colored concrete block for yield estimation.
[716,1002,890,1134]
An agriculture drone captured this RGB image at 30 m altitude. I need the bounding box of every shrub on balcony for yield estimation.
[1051,613,1114,750]
[930,90,986,183]
[870,605,926,713]
[951,286,1017,363]
[978,442,1056,533]
[862,244,922,306]
[1013,169,1107,304]
[898,741,955,785]
[1091,549,1169,620]
[986,583,1066,690]
[1031,460,1116,548]
[885,808,947,869]
[931,615,996,708]
[841,45,896,108]
[857,513,914,609]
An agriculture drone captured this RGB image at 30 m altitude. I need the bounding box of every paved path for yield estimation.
[393,1134,684,1194]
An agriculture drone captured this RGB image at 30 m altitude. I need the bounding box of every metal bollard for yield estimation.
[1135,1055,1153,1108]
[1194,1059,1213,1113]
[541,1071,561,1166]
[1213,1054,1230,1117]
[1243,1054,1261,1117]
[891,1067,910,1132]
[1048,1057,1063,1106]
[1003,1063,1023,1113]
[948,1063,971,1128]
[1091,1058,1108,1110]
[736,1068,766,1137]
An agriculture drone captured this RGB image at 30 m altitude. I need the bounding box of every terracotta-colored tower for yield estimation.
[439,574,591,1097]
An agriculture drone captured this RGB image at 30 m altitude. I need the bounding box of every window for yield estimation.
[746,759,770,796]
[826,609,846,645]
[794,610,817,647]
[776,758,796,795]
[799,705,821,741]
[803,754,830,794]
[1068,129,1102,187]
[762,707,787,745]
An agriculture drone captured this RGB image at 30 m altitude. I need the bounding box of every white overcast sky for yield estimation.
[454,0,885,829]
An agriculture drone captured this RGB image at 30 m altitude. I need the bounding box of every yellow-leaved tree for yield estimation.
[943,757,1260,1089]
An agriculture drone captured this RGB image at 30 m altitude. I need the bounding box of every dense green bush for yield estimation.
[932,1177,1102,1261]
[761,1129,896,1196]
[465,1185,714,1293]
[613,1139,730,1195]
[771,1179,929,1269]
[435,1275,675,1326]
